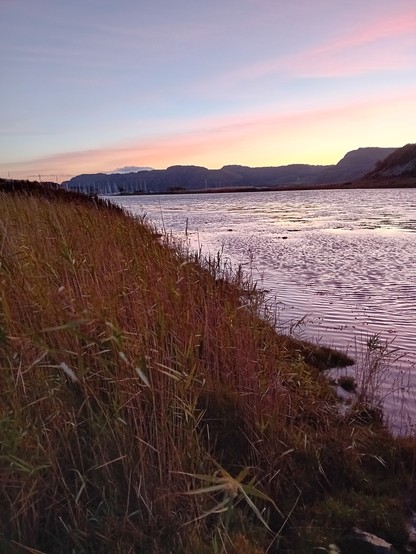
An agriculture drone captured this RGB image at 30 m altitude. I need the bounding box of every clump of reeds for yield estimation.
[0,183,415,553]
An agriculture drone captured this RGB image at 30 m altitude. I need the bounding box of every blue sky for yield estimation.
[0,0,415,179]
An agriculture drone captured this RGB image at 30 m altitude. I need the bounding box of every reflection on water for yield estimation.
[113,189,416,433]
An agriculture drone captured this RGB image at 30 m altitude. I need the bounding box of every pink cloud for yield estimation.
[334,12,416,49]
[206,10,416,85]
[285,13,416,78]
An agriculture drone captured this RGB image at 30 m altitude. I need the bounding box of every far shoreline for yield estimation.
[112,176,416,197]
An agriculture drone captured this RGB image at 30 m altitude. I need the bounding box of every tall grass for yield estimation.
[1,186,415,553]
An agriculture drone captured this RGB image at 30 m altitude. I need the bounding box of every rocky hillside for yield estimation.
[62,147,396,194]
[365,143,416,178]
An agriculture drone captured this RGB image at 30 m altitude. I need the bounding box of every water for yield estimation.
[113,189,416,433]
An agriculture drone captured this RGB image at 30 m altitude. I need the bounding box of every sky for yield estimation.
[0,0,415,181]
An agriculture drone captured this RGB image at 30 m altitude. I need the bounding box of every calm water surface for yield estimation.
[113,189,416,433]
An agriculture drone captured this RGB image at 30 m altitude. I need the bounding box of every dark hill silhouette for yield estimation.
[315,147,397,183]
[62,147,396,194]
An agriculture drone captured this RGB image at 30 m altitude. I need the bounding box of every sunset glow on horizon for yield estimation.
[1,0,415,180]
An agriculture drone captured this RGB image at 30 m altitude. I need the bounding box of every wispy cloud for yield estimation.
[205,10,416,86]
[283,13,416,78]
[108,166,153,174]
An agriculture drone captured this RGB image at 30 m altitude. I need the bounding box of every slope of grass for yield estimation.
[1,183,415,553]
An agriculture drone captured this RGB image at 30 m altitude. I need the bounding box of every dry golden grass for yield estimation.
[0,184,415,553]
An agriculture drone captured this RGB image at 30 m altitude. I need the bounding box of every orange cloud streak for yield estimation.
[3,90,415,180]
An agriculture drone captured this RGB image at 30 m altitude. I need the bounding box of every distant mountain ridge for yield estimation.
[63,147,397,194]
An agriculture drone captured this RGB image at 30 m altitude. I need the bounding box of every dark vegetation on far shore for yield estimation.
[1,179,416,553]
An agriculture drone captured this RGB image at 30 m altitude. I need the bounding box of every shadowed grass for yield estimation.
[1,182,415,553]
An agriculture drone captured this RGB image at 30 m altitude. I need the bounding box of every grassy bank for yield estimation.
[1,182,415,553]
